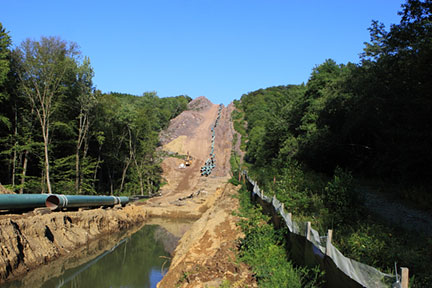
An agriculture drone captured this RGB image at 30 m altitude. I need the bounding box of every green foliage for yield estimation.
[324,167,358,226]
[236,3,432,284]
[231,107,247,151]
[271,162,325,217]
[236,187,324,288]
[0,24,191,196]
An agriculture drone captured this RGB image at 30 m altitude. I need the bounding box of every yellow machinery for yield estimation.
[185,152,192,166]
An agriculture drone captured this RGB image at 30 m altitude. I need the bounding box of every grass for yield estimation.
[235,185,324,288]
[231,108,247,151]
[253,165,432,287]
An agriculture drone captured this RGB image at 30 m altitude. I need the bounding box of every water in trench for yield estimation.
[4,219,192,288]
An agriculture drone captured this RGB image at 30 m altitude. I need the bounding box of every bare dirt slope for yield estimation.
[143,96,234,218]
[143,97,256,287]
[158,183,256,288]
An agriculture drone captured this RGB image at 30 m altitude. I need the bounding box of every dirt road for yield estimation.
[142,97,256,287]
[143,97,234,218]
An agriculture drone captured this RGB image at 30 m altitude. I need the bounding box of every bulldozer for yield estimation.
[184,152,192,166]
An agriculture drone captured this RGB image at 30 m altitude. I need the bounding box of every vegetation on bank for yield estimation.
[0,24,191,196]
[234,184,324,288]
[233,1,432,286]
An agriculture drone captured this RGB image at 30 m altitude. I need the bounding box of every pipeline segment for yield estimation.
[46,195,129,211]
[0,194,129,211]
[0,194,49,210]
[201,104,223,176]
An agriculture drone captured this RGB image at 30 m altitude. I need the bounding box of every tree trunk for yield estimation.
[119,160,130,194]
[132,156,144,196]
[93,150,101,184]
[11,111,18,188]
[19,150,28,194]
[44,142,52,194]
[42,123,52,194]
[41,168,45,194]
[108,171,113,195]
[147,177,151,196]
[119,127,134,194]
[75,148,80,194]
[137,165,144,196]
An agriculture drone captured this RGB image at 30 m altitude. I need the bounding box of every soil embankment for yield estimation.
[144,97,256,286]
[0,96,255,286]
[142,96,234,219]
[158,183,256,288]
[0,205,145,284]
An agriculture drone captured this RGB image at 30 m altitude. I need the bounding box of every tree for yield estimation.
[0,22,11,128]
[74,57,95,194]
[13,37,80,194]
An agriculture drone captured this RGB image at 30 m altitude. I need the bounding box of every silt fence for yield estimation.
[244,172,405,288]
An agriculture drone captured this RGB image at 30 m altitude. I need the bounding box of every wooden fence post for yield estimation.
[306,221,311,241]
[326,229,333,257]
[401,267,409,288]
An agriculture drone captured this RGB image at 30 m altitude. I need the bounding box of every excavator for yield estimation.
[184,152,192,166]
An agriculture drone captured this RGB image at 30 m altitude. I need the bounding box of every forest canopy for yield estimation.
[0,25,191,195]
[240,0,432,185]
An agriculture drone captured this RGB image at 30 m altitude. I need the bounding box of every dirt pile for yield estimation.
[157,183,256,288]
[159,96,212,146]
[187,96,213,111]
[0,205,146,284]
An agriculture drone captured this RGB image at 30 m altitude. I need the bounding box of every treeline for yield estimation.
[241,0,432,189]
[234,0,431,285]
[0,24,191,195]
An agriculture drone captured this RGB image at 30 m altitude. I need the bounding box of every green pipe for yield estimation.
[0,194,49,210]
[46,195,129,210]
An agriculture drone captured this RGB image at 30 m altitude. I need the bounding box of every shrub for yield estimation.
[324,167,358,225]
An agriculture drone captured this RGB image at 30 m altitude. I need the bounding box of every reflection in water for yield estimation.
[5,223,186,288]
[45,225,171,288]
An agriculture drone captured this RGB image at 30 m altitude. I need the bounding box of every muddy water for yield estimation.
[4,219,193,288]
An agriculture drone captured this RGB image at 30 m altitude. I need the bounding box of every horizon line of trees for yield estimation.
[0,24,191,195]
[234,1,432,284]
[240,0,432,186]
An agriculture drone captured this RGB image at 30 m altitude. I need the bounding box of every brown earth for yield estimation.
[0,96,255,287]
[2,220,143,287]
[0,205,146,284]
[0,184,15,194]
[142,96,234,219]
[142,97,256,287]
[157,183,256,288]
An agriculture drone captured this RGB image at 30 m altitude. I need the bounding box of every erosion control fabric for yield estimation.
[245,172,397,288]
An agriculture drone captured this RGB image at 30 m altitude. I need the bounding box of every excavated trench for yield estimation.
[0,97,256,287]
[1,218,193,288]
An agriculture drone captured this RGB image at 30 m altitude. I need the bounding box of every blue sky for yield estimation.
[2,0,405,105]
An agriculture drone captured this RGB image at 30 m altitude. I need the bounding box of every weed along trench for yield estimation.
[2,218,193,288]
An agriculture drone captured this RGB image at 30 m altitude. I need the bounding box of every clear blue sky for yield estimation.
[2,0,405,105]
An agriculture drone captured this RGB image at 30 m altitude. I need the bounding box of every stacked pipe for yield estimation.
[201,104,223,176]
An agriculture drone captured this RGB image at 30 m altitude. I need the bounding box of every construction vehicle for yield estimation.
[185,152,192,166]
